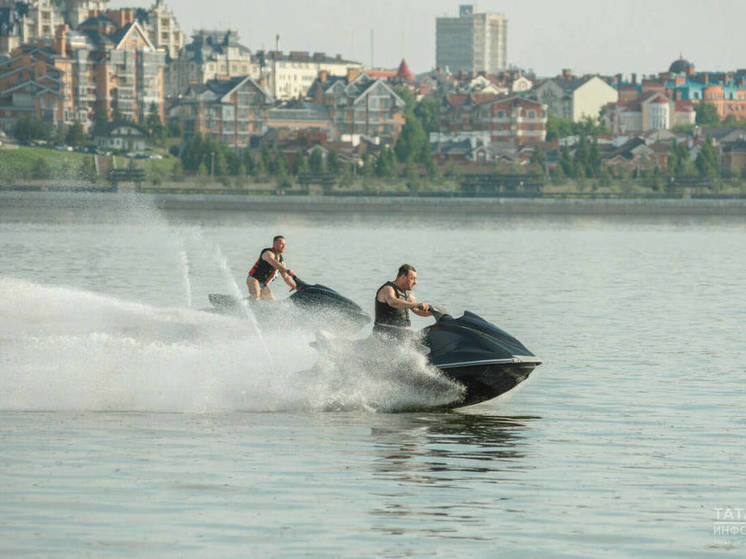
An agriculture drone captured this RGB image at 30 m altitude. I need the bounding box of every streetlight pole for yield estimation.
[210,151,215,177]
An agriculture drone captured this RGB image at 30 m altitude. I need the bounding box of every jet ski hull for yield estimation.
[437,359,540,407]
[423,309,541,408]
[205,278,370,334]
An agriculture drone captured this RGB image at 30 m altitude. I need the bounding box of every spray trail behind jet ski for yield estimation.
[0,278,463,413]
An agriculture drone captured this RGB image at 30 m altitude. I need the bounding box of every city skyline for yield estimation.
[110,0,746,77]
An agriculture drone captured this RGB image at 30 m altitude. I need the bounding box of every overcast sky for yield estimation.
[112,0,746,77]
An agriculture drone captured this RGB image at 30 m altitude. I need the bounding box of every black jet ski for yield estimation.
[310,305,541,409]
[206,275,370,332]
[421,307,541,407]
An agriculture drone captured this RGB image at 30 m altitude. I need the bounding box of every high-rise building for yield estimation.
[436,4,507,74]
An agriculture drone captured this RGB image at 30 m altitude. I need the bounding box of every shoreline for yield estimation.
[1,190,746,215]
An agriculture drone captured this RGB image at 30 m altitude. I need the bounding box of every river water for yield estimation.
[1,194,744,557]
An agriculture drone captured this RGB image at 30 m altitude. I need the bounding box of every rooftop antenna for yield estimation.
[370,28,374,68]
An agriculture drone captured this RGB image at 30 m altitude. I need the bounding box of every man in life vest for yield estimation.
[374,264,431,339]
[246,235,297,301]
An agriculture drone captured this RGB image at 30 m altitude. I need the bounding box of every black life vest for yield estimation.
[249,248,284,284]
[374,281,411,328]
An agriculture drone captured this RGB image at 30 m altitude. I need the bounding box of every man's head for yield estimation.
[272,235,286,253]
[396,264,417,290]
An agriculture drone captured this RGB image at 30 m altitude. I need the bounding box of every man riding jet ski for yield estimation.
[206,274,370,334]
[311,264,541,409]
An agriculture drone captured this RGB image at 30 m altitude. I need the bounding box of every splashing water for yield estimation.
[0,278,463,412]
[179,248,192,308]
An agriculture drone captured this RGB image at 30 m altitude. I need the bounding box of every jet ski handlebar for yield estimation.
[290,274,310,291]
[427,304,451,322]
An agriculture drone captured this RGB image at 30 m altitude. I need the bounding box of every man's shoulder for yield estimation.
[376,282,395,299]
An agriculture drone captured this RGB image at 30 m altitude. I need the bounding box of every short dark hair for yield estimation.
[273,235,285,242]
[397,264,416,278]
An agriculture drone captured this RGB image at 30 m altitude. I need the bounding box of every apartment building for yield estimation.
[439,93,547,145]
[135,0,183,60]
[307,71,406,142]
[0,0,64,55]
[605,92,695,133]
[75,11,165,123]
[168,75,273,147]
[256,50,362,101]
[56,0,108,26]
[0,44,73,132]
[166,30,256,101]
[436,4,507,74]
[531,73,618,122]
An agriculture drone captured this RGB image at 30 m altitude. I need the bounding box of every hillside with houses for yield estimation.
[1,1,745,196]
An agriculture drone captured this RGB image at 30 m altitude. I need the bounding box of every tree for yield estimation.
[393,86,416,114]
[574,135,591,177]
[308,149,324,173]
[111,104,123,123]
[12,116,49,143]
[146,102,166,142]
[375,145,398,178]
[667,139,692,177]
[293,149,308,175]
[93,108,109,128]
[559,145,576,178]
[546,114,573,142]
[695,135,719,178]
[589,137,601,177]
[260,145,274,174]
[327,150,340,175]
[414,96,439,134]
[167,119,182,138]
[78,156,96,182]
[65,121,86,147]
[546,113,610,141]
[695,103,720,126]
[394,113,429,163]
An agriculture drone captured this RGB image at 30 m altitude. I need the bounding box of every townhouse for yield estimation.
[168,75,273,148]
[307,71,406,142]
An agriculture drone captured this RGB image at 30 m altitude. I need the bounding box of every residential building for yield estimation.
[599,137,672,174]
[605,92,695,134]
[134,0,184,60]
[307,71,406,142]
[57,0,109,26]
[265,101,333,136]
[437,93,547,146]
[531,73,618,121]
[466,74,507,96]
[76,11,166,123]
[0,43,73,132]
[1,6,166,129]
[166,30,255,101]
[167,75,273,147]
[0,0,64,55]
[472,95,547,144]
[721,140,746,175]
[93,120,146,151]
[439,92,499,133]
[256,50,362,101]
[436,4,507,74]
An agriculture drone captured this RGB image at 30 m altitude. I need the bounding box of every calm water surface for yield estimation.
[0,194,744,557]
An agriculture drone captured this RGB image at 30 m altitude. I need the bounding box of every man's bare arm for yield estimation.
[281,271,297,290]
[261,251,292,275]
[380,286,420,310]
